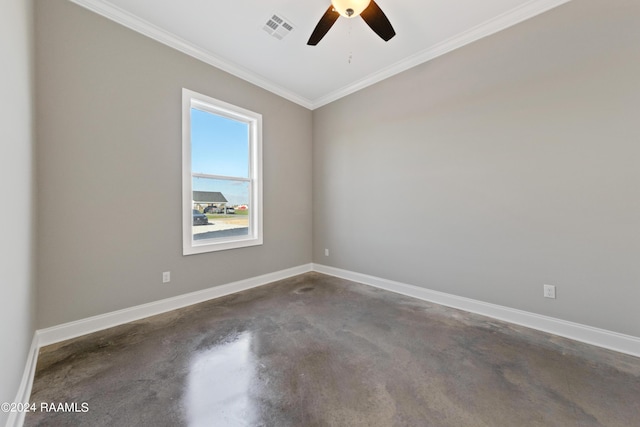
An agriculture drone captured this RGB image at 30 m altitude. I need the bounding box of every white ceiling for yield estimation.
[70,0,570,109]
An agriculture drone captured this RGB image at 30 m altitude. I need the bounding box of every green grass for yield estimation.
[205,210,249,219]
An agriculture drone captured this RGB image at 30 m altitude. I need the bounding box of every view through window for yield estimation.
[182,89,262,255]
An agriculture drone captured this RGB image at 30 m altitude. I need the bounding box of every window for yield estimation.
[182,89,262,255]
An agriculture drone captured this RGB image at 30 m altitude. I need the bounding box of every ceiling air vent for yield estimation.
[263,14,295,40]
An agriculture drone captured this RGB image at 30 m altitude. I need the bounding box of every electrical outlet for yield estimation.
[325,249,329,256]
[543,284,556,299]
[162,271,171,283]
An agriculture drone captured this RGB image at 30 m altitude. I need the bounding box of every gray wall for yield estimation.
[0,0,36,423]
[26,0,640,342]
[313,0,640,337]
[35,0,312,328]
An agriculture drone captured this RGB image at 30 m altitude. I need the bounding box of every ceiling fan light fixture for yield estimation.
[331,0,371,18]
[307,0,394,46]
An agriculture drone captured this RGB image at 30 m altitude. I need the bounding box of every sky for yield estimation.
[191,108,250,206]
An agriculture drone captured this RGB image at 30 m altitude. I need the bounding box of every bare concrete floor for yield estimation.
[26,273,640,426]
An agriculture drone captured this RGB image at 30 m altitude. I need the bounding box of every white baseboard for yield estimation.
[11,261,639,427]
[6,334,39,427]
[312,263,640,358]
[8,263,312,427]
[37,263,312,347]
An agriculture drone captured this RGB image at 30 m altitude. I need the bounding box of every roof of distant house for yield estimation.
[193,191,228,203]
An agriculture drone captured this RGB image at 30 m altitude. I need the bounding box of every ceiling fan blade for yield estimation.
[307,6,340,46]
[360,0,396,42]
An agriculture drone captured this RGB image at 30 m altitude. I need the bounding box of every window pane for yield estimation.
[192,176,250,241]
[191,108,249,178]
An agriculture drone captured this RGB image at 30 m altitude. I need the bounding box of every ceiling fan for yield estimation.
[307,0,396,46]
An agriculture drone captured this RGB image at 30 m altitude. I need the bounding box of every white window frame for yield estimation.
[182,88,263,255]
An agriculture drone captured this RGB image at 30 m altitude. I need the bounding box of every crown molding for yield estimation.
[69,0,570,111]
[310,0,572,108]
[68,0,315,109]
